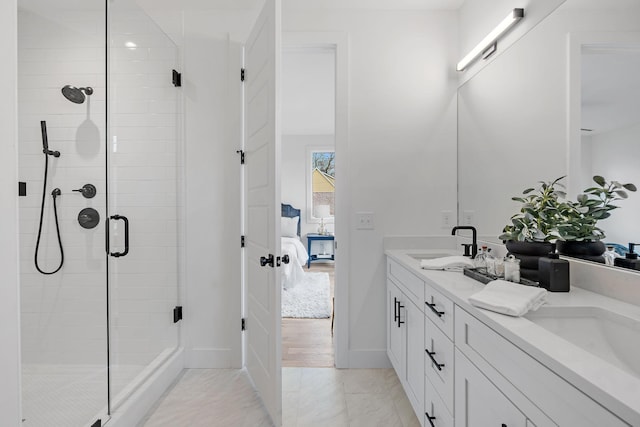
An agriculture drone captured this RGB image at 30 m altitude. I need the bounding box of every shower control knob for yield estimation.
[73,183,97,199]
[78,208,100,229]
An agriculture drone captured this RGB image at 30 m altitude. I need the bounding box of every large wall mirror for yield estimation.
[457,0,640,272]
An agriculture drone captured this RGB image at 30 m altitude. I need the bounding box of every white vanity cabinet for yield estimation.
[454,348,527,427]
[387,259,425,423]
[386,253,631,427]
[387,279,405,378]
[454,306,628,427]
[424,278,455,426]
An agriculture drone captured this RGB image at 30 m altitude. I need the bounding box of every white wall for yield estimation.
[281,134,335,236]
[0,0,22,423]
[283,9,459,366]
[282,49,335,135]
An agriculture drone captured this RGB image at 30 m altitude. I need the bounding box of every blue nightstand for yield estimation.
[306,234,335,268]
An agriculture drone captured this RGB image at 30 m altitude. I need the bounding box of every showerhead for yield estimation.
[61,85,93,104]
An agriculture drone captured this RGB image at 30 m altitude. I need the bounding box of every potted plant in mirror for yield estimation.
[553,175,637,262]
[499,176,568,281]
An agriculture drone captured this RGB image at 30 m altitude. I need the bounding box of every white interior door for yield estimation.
[243,0,282,424]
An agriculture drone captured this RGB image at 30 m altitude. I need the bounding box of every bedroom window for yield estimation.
[310,150,335,221]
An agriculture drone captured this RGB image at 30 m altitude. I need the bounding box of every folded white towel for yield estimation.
[420,256,475,271]
[468,280,547,317]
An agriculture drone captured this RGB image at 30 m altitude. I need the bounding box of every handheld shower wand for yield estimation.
[41,120,60,157]
[35,120,64,275]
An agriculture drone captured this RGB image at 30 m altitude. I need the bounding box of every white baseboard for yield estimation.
[106,348,184,427]
[347,350,392,368]
[185,348,240,368]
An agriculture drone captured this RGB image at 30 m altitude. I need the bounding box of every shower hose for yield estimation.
[34,151,64,275]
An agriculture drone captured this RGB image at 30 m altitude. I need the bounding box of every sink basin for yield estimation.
[525,306,640,378]
[408,253,454,261]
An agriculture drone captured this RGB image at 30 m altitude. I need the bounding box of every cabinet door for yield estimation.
[455,349,527,427]
[405,299,424,418]
[387,280,405,378]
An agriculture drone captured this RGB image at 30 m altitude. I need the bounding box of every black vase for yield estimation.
[505,241,556,281]
[556,240,606,263]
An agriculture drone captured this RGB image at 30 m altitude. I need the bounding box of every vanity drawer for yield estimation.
[425,375,454,427]
[455,306,629,427]
[388,258,425,307]
[424,282,454,339]
[425,317,454,414]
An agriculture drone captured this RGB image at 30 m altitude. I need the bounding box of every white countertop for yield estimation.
[385,249,640,426]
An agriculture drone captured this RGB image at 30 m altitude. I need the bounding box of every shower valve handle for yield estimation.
[73,183,97,199]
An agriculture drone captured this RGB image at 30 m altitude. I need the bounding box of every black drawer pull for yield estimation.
[426,349,445,371]
[426,411,436,427]
[425,301,445,317]
[394,297,399,322]
[397,302,405,327]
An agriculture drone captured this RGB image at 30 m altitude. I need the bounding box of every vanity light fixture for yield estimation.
[456,8,524,72]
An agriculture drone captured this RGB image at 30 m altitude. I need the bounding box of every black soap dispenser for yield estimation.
[538,252,570,292]
[614,243,640,271]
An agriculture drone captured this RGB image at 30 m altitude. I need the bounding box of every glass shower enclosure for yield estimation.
[17,0,182,425]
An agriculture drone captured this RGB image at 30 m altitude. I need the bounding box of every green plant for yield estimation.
[552,175,637,242]
[499,176,568,242]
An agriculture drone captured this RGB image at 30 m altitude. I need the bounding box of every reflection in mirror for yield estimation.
[575,42,640,246]
[458,1,640,272]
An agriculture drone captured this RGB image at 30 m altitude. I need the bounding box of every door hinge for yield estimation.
[241,318,246,331]
[241,68,245,82]
[91,420,102,427]
[172,69,182,87]
[241,235,245,248]
[18,181,26,197]
[173,306,183,323]
[236,150,245,164]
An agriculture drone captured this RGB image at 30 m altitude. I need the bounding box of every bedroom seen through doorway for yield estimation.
[280,45,336,367]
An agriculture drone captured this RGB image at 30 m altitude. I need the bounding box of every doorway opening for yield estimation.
[280,45,336,367]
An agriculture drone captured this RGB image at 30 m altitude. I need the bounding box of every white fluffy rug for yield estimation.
[282,272,331,318]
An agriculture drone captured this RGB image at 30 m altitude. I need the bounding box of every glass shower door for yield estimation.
[17,0,109,425]
[106,0,182,408]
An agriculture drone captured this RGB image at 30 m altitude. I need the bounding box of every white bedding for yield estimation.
[281,236,309,289]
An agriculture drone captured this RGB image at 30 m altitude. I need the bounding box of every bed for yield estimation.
[281,204,309,289]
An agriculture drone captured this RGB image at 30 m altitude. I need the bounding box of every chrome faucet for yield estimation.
[452,226,477,259]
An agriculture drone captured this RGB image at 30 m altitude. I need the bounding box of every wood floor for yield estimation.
[282,263,335,368]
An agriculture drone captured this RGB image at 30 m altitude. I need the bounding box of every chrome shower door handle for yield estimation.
[108,214,129,258]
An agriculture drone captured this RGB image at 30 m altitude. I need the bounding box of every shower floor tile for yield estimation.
[21,363,145,427]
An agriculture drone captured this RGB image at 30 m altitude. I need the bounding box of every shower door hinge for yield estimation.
[241,68,245,82]
[91,419,102,427]
[242,318,246,331]
[241,235,245,248]
[236,150,245,164]
[173,306,183,323]
[172,69,182,87]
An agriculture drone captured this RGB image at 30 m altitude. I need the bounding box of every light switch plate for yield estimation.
[462,210,475,226]
[441,210,453,228]
[356,212,374,230]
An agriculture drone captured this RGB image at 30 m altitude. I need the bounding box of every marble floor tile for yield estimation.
[141,367,418,427]
[345,393,405,427]
[341,368,390,394]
